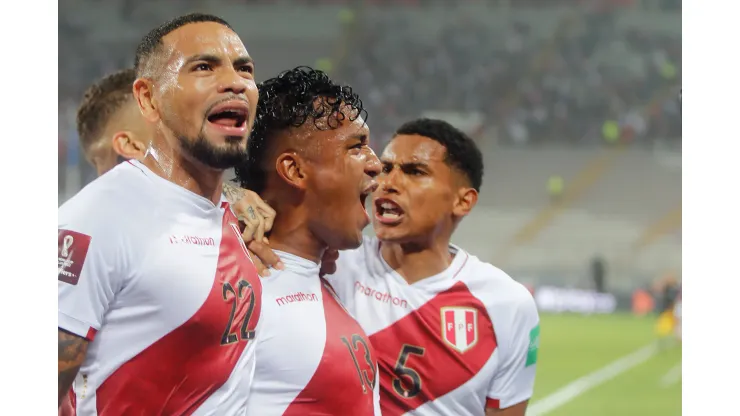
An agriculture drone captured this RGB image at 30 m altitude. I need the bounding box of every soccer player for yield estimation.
[58,13,263,415]
[320,119,540,416]
[233,67,382,415]
[75,68,278,265]
[75,68,149,176]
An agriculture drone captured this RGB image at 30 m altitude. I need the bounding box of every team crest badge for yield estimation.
[440,306,479,353]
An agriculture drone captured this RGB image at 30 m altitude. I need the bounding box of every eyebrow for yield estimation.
[184,54,253,67]
[381,160,429,169]
[350,133,368,144]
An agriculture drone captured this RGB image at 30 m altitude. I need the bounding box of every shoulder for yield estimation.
[59,163,158,258]
[462,254,538,324]
[59,163,152,228]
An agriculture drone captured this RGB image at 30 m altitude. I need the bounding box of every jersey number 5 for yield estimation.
[221,279,256,345]
[393,344,426,399]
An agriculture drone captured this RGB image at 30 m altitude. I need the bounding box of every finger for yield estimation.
[246,206,258,221]
[241,217,259,243]
[254,217,266,243]
[319,262,337,277]
[255,201,277,232]
[248,240,285,271]
[248,252,270,277]
[326,249,340,262]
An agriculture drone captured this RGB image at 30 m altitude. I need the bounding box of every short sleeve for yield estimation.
[486,289,540,409]
[58,209,125,341]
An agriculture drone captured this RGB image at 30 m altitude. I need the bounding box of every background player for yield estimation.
[75,68,150,176]
[234,67,381,415]
[319,119,540,416]
[58,13,263,414]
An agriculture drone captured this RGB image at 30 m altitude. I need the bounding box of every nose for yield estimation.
[217,70,248,96]
[364,147,381,179]
[378,165,399,195]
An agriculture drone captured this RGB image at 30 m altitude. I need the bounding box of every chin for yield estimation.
[374,226,412,243]
[334,231,364,251]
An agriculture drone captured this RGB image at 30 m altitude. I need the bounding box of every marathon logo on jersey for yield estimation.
[58,229,92,285]
[441,306,479,353]
[526,324,540,367]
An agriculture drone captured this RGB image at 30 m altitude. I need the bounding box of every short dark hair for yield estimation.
[234,66,367,194]
[76,68,137,155]
[134,13,233,77]
[394,118,484,192]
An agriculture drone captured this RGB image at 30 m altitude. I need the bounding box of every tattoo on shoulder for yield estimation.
[223,182,246,204]
[58,329,88,402]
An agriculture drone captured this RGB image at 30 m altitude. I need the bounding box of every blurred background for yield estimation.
[58,0,682,414]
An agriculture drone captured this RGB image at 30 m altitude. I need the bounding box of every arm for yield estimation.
[486,285,540,415]
[58,329,89,406]
[57,206,124,407]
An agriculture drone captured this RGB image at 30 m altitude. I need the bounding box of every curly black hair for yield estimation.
[234,66,367,194]
[394,118,484,192]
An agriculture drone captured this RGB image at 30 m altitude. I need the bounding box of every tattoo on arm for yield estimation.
[222,182,246,205]
[58,329,89,406]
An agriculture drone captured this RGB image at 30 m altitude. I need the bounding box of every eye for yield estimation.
[381,164,392,173]
[238,64,254,74]
[350,143,364,150]
[193,63,212,72]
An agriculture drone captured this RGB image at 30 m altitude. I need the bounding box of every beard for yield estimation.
[178,133,248,170]
[160,111,249,170]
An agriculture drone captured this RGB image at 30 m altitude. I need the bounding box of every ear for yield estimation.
[133,78,159,123]
[112,132,148,161]
[452,187,478,218]
[275,152,308,190]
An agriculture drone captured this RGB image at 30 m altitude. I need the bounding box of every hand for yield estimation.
[319,249,339,277]
[247,239,284,277]
[223,183,283,276]
[230,188,276,244]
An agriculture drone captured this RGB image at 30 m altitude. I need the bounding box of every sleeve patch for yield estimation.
[58,229,92,286]
[526,324,540,367]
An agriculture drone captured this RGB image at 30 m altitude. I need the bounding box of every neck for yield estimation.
[380,237,454,285]
[267,202,325,264]
[143,136,224,205]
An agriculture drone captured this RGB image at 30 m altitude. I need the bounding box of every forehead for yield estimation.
[381,134,447,164]
[303,104,368,142]
[162,22,246,59]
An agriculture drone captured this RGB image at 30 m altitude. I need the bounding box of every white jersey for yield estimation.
[246,251,381,415]
[58,161,263,416]
[325,236,539,416]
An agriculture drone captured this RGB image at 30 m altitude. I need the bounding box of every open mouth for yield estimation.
[207,109,247,128]
[206,101,250,132]
[374,198,404,224]
[360,182,379,220]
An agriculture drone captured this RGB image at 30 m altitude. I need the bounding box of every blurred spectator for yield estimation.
[338,1,681,148]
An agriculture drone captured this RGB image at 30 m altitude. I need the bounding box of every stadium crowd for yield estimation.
[338,1,681,147]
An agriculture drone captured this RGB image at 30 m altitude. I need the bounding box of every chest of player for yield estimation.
[114,214,262,352]
[252,275,377,414]
[352,279,500,413]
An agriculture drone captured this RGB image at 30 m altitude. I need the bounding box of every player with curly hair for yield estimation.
[233,67,538,415]
[234,66,382,415]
